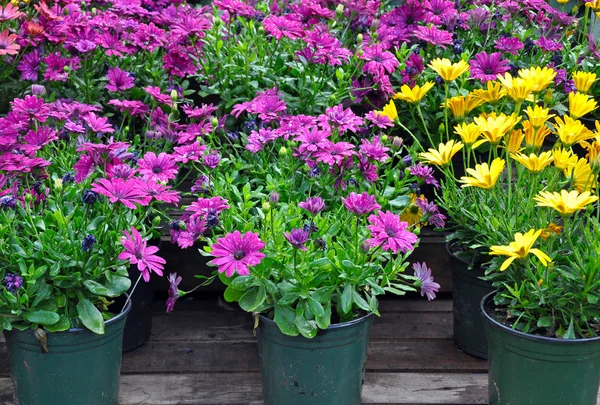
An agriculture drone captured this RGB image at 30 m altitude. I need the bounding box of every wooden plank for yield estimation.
[149,309,453,342]
[7,372,597,405]
[0,339,484,378]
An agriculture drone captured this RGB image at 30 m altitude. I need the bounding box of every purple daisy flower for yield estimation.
[177,217,208,249]
[83,112,114,134]
[359,136,390,162]
[342,192,381,215]
[365,111,394,129]
[166,273,182,313]
[138,179,181,205]
[106,67,135,93]
[18,50,42,81]
[208,231,265,277]
[138,152,178,183]
[317,105,364,134]
[412,262,440,301]
[91,178,150,209]
[360,43,399,77]
[415,198,446,228]
[313,141,356,166]
[185,196,230,221]
[119,227,165,282]
[173,142,206,163]
[284,228,310,250]
[409,163,440,189]
[298,196,325,215]
[494,37,524,55]
[367,211,418,253]
[263,15,304,40]
[202,152,221,169]
[470,51,510,83]
[413,26,453,48]
[534,36,562,52]
[11,95,49,122]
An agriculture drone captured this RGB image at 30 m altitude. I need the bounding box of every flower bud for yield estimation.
[31,84,46,96]
[211,117,219,128]
[54,178,63,191]
[438,123,445,135]
[214,16,222,26]
[262,201,271,213]
[392,136,403,150]
[170,89,178,101]
[543,88,553,105]
[357,33,363,44]
[152,215,162,227]
[380,134,388,143]
[360,240,371,253]
[279,146,288,157]
[335,4,344,16]
[413,227,421,236]
[269,192,280,204]
[401,155,413,166]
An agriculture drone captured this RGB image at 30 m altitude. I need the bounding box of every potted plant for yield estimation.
[0,95,172,405]
[482,164,600,403]
[167,85,445,403]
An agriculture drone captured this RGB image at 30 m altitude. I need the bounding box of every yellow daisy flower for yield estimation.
[400,194,424,227]
[428,58,470,82]
[441,94,485,120]
[497,72,534,103]
[489,229,552,271]
[534,189,599,215]
[459,158,505,189]
[572,71,597,93]
[522,120,551,149]
[454,122,482,146]
[518,66,556,93]
[510,151,554,173]
[568,91,598,119]
[585,0,600,12]
[554,115,594,147]
[564,158,597,192]
[393,82,435,104]
[379,100,398,121]
[473,113,521,147]
[580,136,600,168]
[472,81,506,104]
[419,140,464,167]
[524,105,555,128]
[504,129,525,153]
[552,148,578,170]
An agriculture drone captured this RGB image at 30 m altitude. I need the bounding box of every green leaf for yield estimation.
[273,303,299,336]
[231,276,258,290]
[587,294,598,304]
[223,287,244,303]
[22,310,59,326]
[563,318,576,340]
[389,195,411,209]
[315,301,331,330]
[307,297,324,317]
[83,280,113,297]
[536,316,552,328]
[77,298,104,334]
[0,317,12,331]
[44,315,71,332]
[105,276,131,296]
[239,286,266,312]
[352,291,370,311]
[341,283,353,314]
[295,313,317,339]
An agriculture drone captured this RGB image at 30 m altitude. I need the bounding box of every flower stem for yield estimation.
[122,273,143,313]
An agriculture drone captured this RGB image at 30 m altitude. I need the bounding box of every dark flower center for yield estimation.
[152,166,163,174]
[386,228,396,237]
[233,250,245,260]
[484,68,494,74]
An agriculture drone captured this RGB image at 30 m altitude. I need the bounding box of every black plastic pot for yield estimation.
[120,265,154,352]
[482,292,600,405]
[257,313,373,405]
[447,243,494,359]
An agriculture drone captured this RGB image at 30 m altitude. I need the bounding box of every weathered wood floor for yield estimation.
[1,298,598,405]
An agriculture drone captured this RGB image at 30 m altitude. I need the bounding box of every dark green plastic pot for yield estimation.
[4,300,131,405]
[482,292,600,405]
[257,313,373,405]
[447,243,494,359]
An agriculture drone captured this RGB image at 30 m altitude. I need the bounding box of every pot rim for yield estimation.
[481,291,600,344]
[39,294,132,336]
[259,311,373,330]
